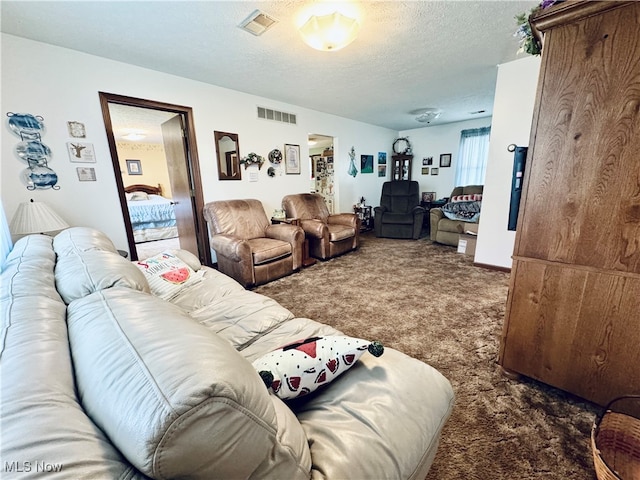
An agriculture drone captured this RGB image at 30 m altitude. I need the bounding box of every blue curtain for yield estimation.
[454,126,491,186]
[1,201,13,269]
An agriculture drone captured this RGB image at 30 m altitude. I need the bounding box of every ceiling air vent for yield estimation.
[239,10,278,36]
[257,106,297,125]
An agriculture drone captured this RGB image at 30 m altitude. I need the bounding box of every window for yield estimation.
[454,126,491,186]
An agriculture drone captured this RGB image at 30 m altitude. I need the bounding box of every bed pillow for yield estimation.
[127,191,150,201]
[135,251,203,300]
[252,336,384,400]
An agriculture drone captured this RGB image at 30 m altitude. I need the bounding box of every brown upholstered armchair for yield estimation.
[282,193,359,260]
[374,180,425,239]
[430,185,483,246]
[203,199,304,288]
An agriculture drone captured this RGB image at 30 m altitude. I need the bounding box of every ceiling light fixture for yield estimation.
[299,11,359,52]
[122,132,146,141]
[412,108,442,124]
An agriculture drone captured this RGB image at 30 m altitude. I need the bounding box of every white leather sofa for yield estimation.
[1,227,454,479]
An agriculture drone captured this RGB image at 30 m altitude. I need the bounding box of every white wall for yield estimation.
[1,34,397,251]
[400,117,493,201]
[474,55,541,269]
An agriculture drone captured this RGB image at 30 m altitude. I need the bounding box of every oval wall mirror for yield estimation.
[214,131,241,180]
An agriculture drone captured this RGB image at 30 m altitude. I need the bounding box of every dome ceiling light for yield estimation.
[412,108,442,124]
[299,11,360,52]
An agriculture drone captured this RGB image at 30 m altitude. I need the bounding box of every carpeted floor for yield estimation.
[255,231,603,479]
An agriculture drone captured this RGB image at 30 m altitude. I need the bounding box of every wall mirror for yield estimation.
[214,131,241,180]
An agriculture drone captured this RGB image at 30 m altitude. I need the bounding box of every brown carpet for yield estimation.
[255,231,602,479]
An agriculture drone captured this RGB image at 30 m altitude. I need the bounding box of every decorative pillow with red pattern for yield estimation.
[135,251,203,300]
[252,336,384,400]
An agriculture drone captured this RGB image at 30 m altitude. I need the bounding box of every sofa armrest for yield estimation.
[327,213,358,228]
[209,234,250,262]
[265,223,304,245]
[429,208,444,241]
[299,219,328,239]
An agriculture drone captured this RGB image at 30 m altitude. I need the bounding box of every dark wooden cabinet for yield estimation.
[391,154,412,181]
[498,1,640,407]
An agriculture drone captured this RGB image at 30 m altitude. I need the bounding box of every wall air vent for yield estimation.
[239,10,278,36]
[257,106,297,125]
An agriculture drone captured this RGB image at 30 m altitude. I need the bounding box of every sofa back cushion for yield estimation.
[53,226,119,256]
[203,199,270,240]
[67,288,310,480]
[450,185,484,199]
[55,250,149,304]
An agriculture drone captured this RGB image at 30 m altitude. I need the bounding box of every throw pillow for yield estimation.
[135,251,203,300]
[252,336,384,400]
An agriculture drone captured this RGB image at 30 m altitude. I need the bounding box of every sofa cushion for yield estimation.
[67,288,311,480]
[55,250,150,304]
[135,251,203,300]
[378,212,416,225]
[252,336,384,400]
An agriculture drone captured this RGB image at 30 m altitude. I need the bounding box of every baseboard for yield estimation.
[473,261,511,273]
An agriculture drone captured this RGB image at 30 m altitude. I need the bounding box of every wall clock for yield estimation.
[393,137,411,155]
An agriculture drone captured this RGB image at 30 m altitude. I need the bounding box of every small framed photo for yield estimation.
[422,191,436,203]
[421,167,429,175]
[423,157,433,166]
[67,121,86,138]
[76,167,96,181]
[440,153,452,167]
[378,164,387,177]
[431,167,439,175]
[284,144,301,174]
[377,152,387,164]
[361,154,374,174]
[126,159,143,175]
[67,142,96,163]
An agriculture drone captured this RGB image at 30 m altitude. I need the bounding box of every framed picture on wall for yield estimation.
[126,159,142,175]
[431,167,439,175]
[439,153,452,167]
[285,144,300,174]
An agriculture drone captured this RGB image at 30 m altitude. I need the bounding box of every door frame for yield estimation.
[98,92,211,265]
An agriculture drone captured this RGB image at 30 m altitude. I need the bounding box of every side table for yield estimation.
[270,217,316,267]
[353,205,373,232]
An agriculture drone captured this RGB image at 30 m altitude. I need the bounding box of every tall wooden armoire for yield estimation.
[498,1,640,407]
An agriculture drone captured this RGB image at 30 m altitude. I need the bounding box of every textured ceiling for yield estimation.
[1,0,538,131]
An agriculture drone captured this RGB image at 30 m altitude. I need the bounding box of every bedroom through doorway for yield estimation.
[99,93,210,265]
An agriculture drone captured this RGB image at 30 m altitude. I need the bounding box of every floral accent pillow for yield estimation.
[252,336,384,400]
[135,251,203,300]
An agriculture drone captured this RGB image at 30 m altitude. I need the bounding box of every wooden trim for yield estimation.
[98,92,211,266]
[473,261,511,273]
[511,256,640,280]
[532,0,635,33]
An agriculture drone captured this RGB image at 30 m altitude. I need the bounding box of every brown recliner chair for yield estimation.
[430,185,483,246]
[203,199,304,288]
[281,193,359,260]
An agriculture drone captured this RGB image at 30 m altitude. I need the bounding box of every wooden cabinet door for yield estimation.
[500,1,640,406]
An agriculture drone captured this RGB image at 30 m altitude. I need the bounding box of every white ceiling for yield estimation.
[1,0,538,132]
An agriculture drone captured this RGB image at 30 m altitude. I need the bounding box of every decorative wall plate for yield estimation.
[7,113,45,138]
[21,165,59,190]
[269,148,283,164]
[15,140,51,163]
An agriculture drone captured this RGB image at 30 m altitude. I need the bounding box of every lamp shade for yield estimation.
[9,199,69,235]
[299,11,359,52]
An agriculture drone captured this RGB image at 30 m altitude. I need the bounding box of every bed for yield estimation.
[124,184,178,243]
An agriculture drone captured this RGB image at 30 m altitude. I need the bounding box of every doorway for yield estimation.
[99,92,211,265]
[308,134,335,213]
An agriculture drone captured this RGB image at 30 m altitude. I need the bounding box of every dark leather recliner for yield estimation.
[374,181,425,239]
[203,199,304,288]
[281,193,359,260]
